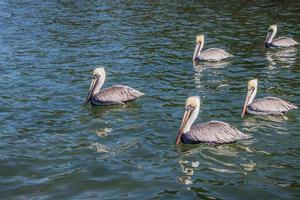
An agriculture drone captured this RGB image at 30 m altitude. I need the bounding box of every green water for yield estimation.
[0,1,299,199]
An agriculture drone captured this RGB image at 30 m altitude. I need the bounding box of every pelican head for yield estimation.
[193,35,205,61]
[196,35,204,44]
[241,79,258,117]
[176,96,200,144]
[84,67,106,106]
[265,24,277,47]
[93,67,106,77]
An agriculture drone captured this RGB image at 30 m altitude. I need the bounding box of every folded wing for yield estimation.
[271,37,298,47]
[199,48,233,61]
[184,121,250,144]
[93,85,144,104]
[248,97,298,114]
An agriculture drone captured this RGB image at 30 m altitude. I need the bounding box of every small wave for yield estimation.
[90,143,110,153]
[96,127,112,137]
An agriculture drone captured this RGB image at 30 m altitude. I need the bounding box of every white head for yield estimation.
[265,24,277,47]
[193,35,205,61]
[196,35,204,44]
[84,67,106,105]
[176,96,201,144]
[93,67,106,77]
[241,79,258,117]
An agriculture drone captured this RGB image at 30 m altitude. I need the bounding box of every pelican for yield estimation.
[176,96,249,145]
[193,35,233,62]
[265,25,299,48]
[241,79,298,116]
[84,67,144,106]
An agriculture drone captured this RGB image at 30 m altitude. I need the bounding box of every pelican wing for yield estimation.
[271,37,298,47]
[248,97,298,114]
[93,85,144,104]
[199,48,233,61]
[184,121,250,144]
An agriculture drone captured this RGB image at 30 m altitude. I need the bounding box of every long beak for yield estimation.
[176,109,192,144]
[193,43,201,61]
[84,78,97,106]
[265,31,272,47]
[241,88,254,117]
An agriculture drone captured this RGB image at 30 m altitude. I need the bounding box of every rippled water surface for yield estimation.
[0,1,300,199]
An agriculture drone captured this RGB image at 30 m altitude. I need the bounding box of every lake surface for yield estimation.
[0,1,299,199]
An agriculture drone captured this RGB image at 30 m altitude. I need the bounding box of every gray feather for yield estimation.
[197,48,233,61]
[271,37,298,47]
[91,85,144,105]
[182,120,250,144]
[248,97,298,115]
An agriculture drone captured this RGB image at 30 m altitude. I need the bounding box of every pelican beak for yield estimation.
[265,30,273,47]
[176,106,194,144]
[193,42,201,61]
[241,87,254,117]
[84,75,97,106]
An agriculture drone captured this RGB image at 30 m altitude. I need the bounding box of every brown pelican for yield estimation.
[265,25,299,48]
[193,35,233,62]
[84,67,144,106]
[241,79,298,117]
[176,96,249,145]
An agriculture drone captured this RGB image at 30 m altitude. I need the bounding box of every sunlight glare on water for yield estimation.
[0,1,299,199]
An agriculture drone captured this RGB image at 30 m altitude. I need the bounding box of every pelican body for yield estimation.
[193,35,233,62]
[84,67,144,106]
[265,25,299,48]
[176,96,249,145]
[241,79,298,117]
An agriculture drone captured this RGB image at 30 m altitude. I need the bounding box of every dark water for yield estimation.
[0,1,299,199]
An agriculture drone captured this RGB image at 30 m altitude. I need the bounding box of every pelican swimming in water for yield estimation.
[176,96,249,145]
[265,25,299,48]
[241,79,298,117]
[193,35,233,62]
[84,67,144,106]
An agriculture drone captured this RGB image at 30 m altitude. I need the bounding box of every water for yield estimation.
[0,1,299,199]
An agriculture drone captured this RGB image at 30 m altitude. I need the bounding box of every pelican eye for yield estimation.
[186,105,195,111]
[93,74,100,79]
[248,86,255,92]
